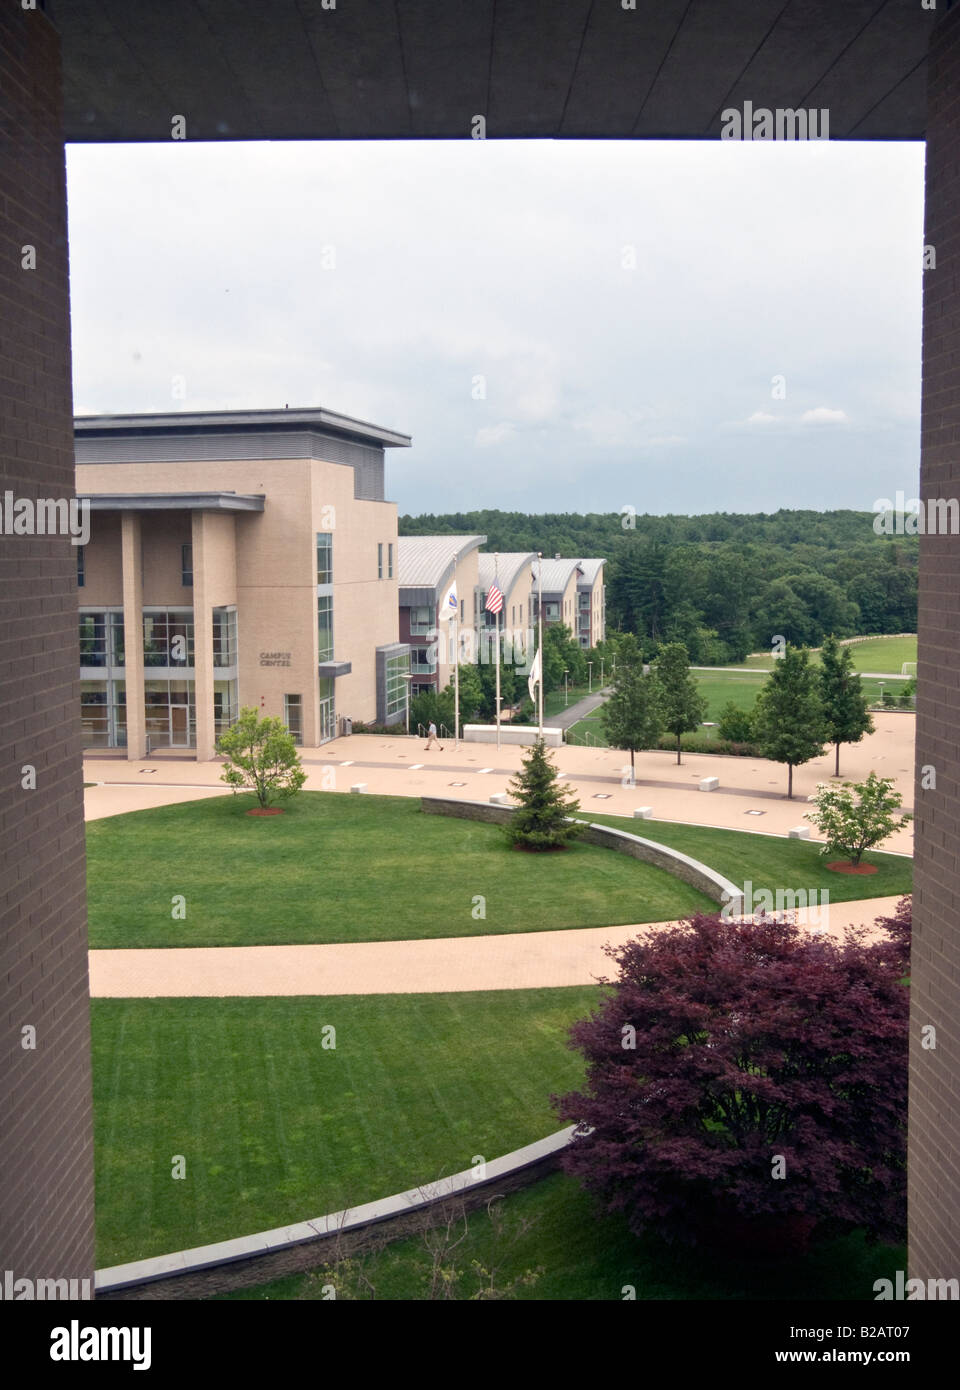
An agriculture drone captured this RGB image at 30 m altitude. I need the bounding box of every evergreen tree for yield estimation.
[656,641,707,765]
[505,739,583,850]
[752,645,827,798]
[819,633,874,776]
[600,633,664,783]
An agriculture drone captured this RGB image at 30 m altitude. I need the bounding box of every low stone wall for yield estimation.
[96,1128,575,1301]
[463,723,563,747]
[421,796,743,912]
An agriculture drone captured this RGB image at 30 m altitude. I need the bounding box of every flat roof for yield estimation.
[81,492,266,513]
[75,407,411,450]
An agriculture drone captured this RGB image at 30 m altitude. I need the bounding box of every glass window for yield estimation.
[283,694,303,742]
[317,594,333,663]
[384,650,410,719]
[214,679,238,736]
[387,542,393,579]
[143,609,195,667]
[181,543,193,586]
[411,648,436,675]
[409,605,433,635]
[377,542,383,580]
[213,607,238,668]
[77,546,85,588]
[317,533,333,586]
[79,613,107,667]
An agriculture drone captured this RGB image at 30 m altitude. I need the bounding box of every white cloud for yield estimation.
[801,406,849,425]
[475,421,517,448]
[645,434,687,447]
[746,411,776,425]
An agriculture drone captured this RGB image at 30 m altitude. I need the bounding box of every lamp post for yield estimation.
[401,672,414,736]
[563,667,569,706]
[878,681,884,708]
[588,660,593,693]
[600,656,604,686]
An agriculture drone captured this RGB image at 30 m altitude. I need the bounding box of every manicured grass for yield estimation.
[543,684,592,717]
[695,671,768,721]
[722,636,917,676]
[92,988,599,1267]
[221,1170,906,1302]
[583,812,912,905]
[85,791,714,948]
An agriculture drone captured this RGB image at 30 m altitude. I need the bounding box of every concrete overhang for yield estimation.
[82,493,266,512]
[50,0,931,145]
[75,409,411,451]
[318,660,352,679]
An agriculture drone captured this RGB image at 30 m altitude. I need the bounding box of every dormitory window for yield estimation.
[317,594,333,663]
[213,607,238,668]
[317,532,332,585]
[181,544,193,586]
[377,542,383,579]
[388,542,394,579]
[77,546,85,588]
[409,605,433,635]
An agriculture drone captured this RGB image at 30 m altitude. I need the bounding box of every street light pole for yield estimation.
[564,667,569,706]
[537,552,544,740]
[588,660,593,693]
[600,656,604,686]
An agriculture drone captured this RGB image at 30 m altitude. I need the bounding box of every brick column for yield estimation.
[192,511,216,762]
[121,513,146,759]
[0,6,94,1285]
[911,2,960,1283]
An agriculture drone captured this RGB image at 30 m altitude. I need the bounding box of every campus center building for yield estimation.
[75,408,413,758]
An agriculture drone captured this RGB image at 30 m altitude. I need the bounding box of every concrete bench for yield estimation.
[699,776,719,792]
[489,793,510,805]
[632,807,653,819]
[350,783,368,794]
[788,825,811,839]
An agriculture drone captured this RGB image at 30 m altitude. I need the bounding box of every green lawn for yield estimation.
[543,683,592,717]
[583,813,912,905]
[221,1169,906,1302]
[722,636,917,676]
[85,791,714,948]
[92,988,599,1267]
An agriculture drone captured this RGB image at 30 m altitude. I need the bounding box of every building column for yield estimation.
[121,513,146,760]
[192,512,216,762]
[911,2,960,1283]
[0,6,94,1287]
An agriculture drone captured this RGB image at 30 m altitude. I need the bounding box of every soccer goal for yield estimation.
[901,661,918,677]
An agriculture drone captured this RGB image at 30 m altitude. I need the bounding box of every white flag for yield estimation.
[442,581,458,622]
[527,644,542,703]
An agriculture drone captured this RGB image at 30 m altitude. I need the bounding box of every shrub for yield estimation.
[555,905,909,1251]
[805,773,911,865]
[716,701,756,742]
[217,707,307,809]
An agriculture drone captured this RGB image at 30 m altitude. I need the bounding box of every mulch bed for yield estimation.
[246,807,285,816]
[826,860,878,875]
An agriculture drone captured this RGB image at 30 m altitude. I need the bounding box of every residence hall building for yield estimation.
[397,534,485,695]
[75,408,413,758]
[477,551,536,655]
[533,557,606,648]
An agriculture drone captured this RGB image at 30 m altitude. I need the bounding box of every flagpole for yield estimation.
[453,550,460,747]
[495,552,501,753]
[537,551,544,740]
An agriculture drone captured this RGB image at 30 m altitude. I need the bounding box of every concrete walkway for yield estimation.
[551,685,611,730]
[88,897,905,998]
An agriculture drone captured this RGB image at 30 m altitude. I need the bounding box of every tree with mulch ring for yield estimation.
[504,739,584,852]
[216,706,307,811]
[805,771,911,869]
[554,903,910,1257]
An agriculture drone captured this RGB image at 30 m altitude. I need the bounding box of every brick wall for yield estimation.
[911,1,960,1282]
[0,5,94,1283]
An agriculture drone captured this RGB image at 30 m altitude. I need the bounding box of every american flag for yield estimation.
[484,582,504,614]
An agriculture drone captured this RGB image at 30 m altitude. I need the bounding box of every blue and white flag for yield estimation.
[442,581,459,621]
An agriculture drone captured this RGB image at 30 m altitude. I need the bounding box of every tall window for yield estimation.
[77,545,85,588]
[143,610,194,667]
[317,532,332,585]
[317,594,333,663]
[387,542,394,579]
[283,694,303,742]
[384,650,410,720]
[409,605,433,635]
[213,607,238,668]
[377,542,383,579]
[181,543,193,586]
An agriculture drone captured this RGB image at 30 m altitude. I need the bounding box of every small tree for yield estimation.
[716,701,756,743]
[655,641,707,765]
[805,772,911,866]
[554,906,909,1251]
[504,739,583,851]
[819,634,874,777]
[217,706,307,808]
[752,644,827,798]
[600,634,663,783]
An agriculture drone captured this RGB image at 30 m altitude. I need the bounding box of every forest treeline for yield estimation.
[398,509,918,664]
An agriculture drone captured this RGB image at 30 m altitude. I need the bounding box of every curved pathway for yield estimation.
[88,896,905,998]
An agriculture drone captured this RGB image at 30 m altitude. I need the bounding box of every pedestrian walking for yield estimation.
[425,720,443,751]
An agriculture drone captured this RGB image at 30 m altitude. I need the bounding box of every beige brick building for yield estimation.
[76,408,413,759]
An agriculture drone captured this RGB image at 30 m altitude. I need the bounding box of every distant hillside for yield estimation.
[398,509,917,663]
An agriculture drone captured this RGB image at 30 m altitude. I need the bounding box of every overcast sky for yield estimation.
[65,138,924,518]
